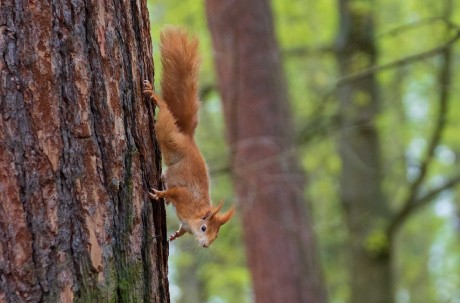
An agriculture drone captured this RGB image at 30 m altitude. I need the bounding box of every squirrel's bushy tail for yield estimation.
[160,26,200,137]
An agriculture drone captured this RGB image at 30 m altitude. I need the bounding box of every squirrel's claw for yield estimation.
[148,188,160,200]
[143,80,155,97]
[168,232,180,242]
[148,188,171,205]
[168,226,186,242]
[143,80,153,90]
[143,81,161,106]
[148,192,158,200]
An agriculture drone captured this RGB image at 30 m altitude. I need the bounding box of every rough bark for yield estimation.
[0,1,169,302]
[205,1,327,302]
[335,1,393,303]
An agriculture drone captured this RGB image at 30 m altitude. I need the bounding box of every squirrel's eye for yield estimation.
[201,225,207,232]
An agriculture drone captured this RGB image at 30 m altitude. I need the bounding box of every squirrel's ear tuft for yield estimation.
[216,206,236,226]
[211,200,224,217]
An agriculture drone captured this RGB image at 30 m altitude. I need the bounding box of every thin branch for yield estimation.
[199,83,217,101]
[284,17,455,58]
[209,164,231,176]
[336,28,460,85]
[295,113,338,145]
[296,89,337,145]
[404,62,450,205]
[388,173,460,235]
[377,16,444,38]
[388,15,454,236]
[416,174,460,208]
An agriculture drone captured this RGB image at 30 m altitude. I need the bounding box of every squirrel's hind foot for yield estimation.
[143,80,161,106]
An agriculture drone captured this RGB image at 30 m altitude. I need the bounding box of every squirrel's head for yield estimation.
[190,201,235,248]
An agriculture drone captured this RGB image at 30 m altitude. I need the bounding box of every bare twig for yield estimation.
[377,16,444,38]
[337,28,460,85]
[209,164,231,176]
[403,58,450,205]
[296,88,337,145]
[388,11,454,236]
[388,173,460,235]
[200,83,216,101]
[417,174,460,208]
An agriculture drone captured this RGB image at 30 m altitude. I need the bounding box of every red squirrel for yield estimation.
[143,27,235,247]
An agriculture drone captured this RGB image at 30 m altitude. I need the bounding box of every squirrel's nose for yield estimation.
[202,243,209,248]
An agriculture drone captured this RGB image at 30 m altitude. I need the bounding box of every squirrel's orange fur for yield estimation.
[144,26,235,247]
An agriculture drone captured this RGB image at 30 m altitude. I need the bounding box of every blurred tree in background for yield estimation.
[335,1,458,303]
[205,0,327,302]
[148,0,460,302]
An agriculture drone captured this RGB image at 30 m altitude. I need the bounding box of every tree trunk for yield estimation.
[205,1,327,302]
[335,1,393,303]
[0,1,169,302]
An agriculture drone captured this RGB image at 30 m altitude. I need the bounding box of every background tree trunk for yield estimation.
[335,1,393,303]
[335,1,456,302]
[0,1,169,302]
[205,0,327,302]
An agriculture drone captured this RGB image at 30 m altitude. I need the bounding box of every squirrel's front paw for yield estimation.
[148,188,161,200]
[143,80,153,92]
[168,232,181,242]
[143,80,154,97]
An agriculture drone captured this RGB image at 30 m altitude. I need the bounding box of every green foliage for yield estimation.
[365,228,390,257]
[349,0,372,15]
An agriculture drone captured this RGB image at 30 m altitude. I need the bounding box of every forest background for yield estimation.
[147,0,460,303]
